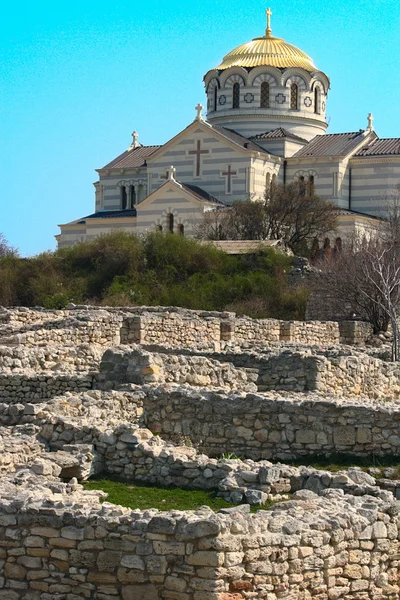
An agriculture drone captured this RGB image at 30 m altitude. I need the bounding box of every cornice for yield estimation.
[350,156,400,165]
[208,113,328,128]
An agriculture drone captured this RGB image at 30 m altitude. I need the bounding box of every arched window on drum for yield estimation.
[314,87,320,114]
[260,82,270,108]
[232,82,240,109]
[290,83,298,110]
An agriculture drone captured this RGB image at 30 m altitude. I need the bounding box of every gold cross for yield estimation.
[266,7,272,35]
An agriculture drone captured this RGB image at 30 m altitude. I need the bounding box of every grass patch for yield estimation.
[82,478,284,512]
[284,453,400,478]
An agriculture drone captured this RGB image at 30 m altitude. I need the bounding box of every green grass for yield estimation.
[82,478,284,512]
[284,453,400,479]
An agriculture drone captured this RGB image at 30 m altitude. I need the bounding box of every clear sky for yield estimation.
[1,0,399,256]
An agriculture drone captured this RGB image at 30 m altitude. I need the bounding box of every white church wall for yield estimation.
[135,188,209,237]
[252,158,281,200]
[147,129,251,204]
[349,159,400,216]
[285,159,350,208]
[97,168,148,212]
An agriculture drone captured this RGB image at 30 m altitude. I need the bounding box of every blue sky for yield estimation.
[1,0,399,256]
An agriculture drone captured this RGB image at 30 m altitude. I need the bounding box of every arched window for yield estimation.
[260,82,270,108]
[167,213,174,233]
[213,87,218,112]
[265,172,271,189]
[121,186,127,210]
[271,173,277,191]
[308,175,315,196]
[314,87,320,114]
[290,83,298,110]
[334,237,343,253]
[323,238,332,255]
[177,224,184,236]
[232,83,240,109]
[129,185,136,208]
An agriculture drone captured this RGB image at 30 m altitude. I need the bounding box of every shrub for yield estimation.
[0,232,307,319]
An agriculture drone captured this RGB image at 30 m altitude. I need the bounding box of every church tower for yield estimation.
[204,9,330,142]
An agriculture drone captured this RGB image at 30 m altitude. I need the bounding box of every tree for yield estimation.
[263,181,338,254]
[194,207,230,240]
[195,181,338,255]
[0,233,17,257]
[320,214,400,360]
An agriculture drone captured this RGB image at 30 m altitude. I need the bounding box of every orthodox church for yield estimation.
[56,10,400,248]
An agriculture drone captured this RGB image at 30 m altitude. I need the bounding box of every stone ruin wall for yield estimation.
[1,305,400,599]
[2,487,400,600]
[120,311,373,350]
[2,384,400,599]
[142,387,400,461]
[98,345,400,399]
[1,305,374,351]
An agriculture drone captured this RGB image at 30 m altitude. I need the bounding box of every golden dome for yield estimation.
[217,10,317,72]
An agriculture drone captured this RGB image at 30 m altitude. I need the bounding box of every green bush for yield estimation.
[0,232,308,320]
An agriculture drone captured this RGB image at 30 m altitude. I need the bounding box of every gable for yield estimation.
[136,181,214,212]
[147,120,253,170]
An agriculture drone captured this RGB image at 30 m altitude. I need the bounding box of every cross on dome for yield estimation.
[265,8,272,36]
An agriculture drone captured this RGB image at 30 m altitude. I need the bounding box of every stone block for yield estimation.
[333,426,356,446]
[295,429,316,444]
[187,552,224,567]
[120,555,145,570]
[356,428,372,444]
[121,583,158,600]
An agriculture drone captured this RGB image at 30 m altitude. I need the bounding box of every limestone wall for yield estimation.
[0,309,122,347]
[100,345,400,399]
[0,477,399,600]
[172,347,399,398]
[142,387,400,460]
[96,346,258,392]
[0,374,93,402]
[1,306,374,351]
[120,312,222,350]
[0,344,103,374]
[120,310,373,350]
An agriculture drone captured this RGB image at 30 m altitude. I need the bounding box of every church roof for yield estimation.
[76,209,137,223]
[212,125,272,154]
[181,184,226,205]
[217,34,317,71]
[216,10,318,72]
[355,138,400,157]
[293,131,369,158]
[100,145,161,170]
[250,128,308,144]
